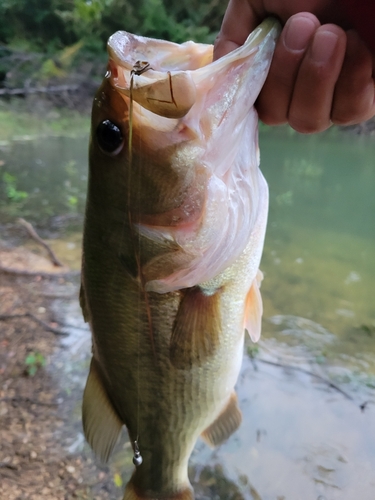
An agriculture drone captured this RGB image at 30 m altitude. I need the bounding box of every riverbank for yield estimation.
[0,97,374,500]
[1,95,375,144]
[0,241,120,500]
[0,98,91,143]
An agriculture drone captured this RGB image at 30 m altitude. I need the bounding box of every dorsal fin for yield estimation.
[244,270,264,342]
[169,286,221,370]
[201,392,242,447]
[82,357,123,462]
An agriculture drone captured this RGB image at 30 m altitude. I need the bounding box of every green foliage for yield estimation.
[137,0,212,42]
[275,190,293,207]
[0,0,224,51]
[0,0,225,93]
[247,344,260,359]
[358,324,375,337]
[113,472,123,488]
[0,0,74,50]
[315,354,327,364]
[67,195,78,208]
[0,99,91,137]
[24,351,46,377]
[284,159,323,179]
[2,172,28,202]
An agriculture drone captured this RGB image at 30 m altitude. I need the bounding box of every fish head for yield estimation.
[88,19,280,289]
[89,36,211,223]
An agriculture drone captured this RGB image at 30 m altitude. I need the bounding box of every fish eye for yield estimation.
[96,119,123,154]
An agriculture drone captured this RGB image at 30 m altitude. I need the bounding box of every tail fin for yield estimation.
[123,482,194,500]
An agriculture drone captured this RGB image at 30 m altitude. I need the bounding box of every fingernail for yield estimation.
[311,30,338,63]
[284,16,316,51]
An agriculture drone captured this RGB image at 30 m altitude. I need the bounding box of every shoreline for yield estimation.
[0,94,374,142]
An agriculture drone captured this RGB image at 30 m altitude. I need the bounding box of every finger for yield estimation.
[256,13,320,125]
[288,25,347,133]
[331,30,375,125]
[213,0,263,60]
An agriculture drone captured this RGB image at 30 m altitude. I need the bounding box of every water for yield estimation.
[260,129,375,378]
[0,135,87,228]
[1,127,374,499]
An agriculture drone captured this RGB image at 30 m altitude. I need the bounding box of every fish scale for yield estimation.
[81,18,280,500]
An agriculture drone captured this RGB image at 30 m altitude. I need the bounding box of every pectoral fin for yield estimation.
[244,270,264,342]
[169,286,221,369]
[201,392,242,447]
[82,357,123,462]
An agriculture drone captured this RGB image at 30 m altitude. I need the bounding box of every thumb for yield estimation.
[213,0,263,60]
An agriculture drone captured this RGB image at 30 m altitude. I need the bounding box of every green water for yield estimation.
[260,130,375,379]
[1,127,374,499]
[1,128,374,367]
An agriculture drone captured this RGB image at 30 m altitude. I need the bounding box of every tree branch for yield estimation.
[0,313,69,336]
[18,218,64,267]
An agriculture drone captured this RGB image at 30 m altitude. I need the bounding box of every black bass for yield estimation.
[81,18,280,500]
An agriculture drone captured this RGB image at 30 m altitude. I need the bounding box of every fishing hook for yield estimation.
[131,60,152,76]
[133,439,143,466]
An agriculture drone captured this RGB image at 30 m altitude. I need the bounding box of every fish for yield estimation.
[80,18,280,500]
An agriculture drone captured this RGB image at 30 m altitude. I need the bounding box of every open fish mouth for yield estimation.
[93,19,281,294]
[106,18,280,121]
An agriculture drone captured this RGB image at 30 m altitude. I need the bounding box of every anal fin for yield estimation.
[169,286,221,370]
[201,392,242,447]
[244,269,264,343]
[82,357,123,462]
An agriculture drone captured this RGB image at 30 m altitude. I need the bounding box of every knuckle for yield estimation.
[288,115,330,134]
[332,106,372,126]
[258,111,286,126]
[332,83,375,124]
[256,95,288,126]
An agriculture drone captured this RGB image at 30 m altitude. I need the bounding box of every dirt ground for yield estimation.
[0,241,247,500]
[0,242,120,500]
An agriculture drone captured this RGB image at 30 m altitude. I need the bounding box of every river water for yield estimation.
[0,126,374,499]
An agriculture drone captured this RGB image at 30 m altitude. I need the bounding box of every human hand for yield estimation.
[214,0,375,133]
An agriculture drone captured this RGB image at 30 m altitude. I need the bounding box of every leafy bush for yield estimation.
[0,0,225,93]
[0,0,225,51]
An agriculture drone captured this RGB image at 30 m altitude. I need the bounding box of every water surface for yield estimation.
[1,127,374,499]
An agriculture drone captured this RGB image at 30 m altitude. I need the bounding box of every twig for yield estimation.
[359,401,371,413]
[255,358,369,409]
[0,462,18,471]
[35,292,78,299]
[54,321,89,332]
[0,313,69,336]
[0,264,80,278]
[0,397,59,407]
[18,218,64,267]
[0,84,81,96]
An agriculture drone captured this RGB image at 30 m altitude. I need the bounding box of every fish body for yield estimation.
[81,19,280,500]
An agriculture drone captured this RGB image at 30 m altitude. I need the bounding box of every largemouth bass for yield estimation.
[81,18,280,500]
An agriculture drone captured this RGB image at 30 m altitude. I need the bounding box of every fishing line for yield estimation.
[127,62,154,467]
[128,64,155,356]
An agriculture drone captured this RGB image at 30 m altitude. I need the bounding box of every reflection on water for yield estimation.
[0,136,87,227]
[191,353,375,500]
[1,128,375,498]
[259,130,375,379]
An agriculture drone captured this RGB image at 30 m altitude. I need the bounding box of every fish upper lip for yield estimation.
[106,18,281,119]
[108,17,280,74]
